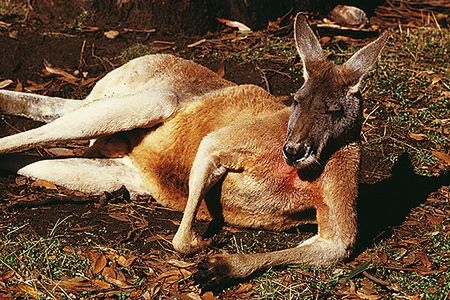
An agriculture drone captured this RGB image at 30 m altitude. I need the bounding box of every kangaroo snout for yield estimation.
[282,141,313,166]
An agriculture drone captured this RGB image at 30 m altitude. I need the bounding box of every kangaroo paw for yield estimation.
[194,254,254,291]
[172,232,212,255]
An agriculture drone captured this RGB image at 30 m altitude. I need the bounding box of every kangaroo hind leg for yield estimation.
[0,88,179,154]
[0,154,147,197]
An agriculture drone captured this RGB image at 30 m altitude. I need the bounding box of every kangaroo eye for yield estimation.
[326,104,343,115]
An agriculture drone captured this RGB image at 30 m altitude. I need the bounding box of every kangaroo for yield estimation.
[0,14,388,288]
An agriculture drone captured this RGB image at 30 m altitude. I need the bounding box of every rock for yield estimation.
[329,5,368,26]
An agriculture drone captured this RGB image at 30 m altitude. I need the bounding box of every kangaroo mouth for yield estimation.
[286,154,318,170]
[283,145,319,170]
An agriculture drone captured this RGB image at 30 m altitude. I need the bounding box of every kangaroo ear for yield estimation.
[344,32,389,92]
[294,13,325,77]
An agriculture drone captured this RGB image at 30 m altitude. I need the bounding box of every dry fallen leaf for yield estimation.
[0,21,11,29]
[117,255,137,268]
[59,277,93,292]
[334,35,352,42]
[415,252,432,267]
[86,251,99,264]
[357,279,380,300]
[403,252,416,265]
[186,292,202,300]
[24,80,51,92]
[81,26,100,32]
[93,254,107,274]
[408,132,428,141]
[156,269,192,284]
[104,30,120,39]
[0,79,13,89]
[43,60,79,84]
[356,290,382,300]
[234,282,253,294]
[8,30,18,39]
[431,75,443,85]
[432,151,450,166]
[14,177,27,186]
[31,180,58,190]
[414,265,434,275]
[202,291,219,300]
[374,250,388,264]
[108,213,130,222]
[166,259,195,268]
[81,77,99,87]
[47,147,76,156]
[187,39,207,48]
[18,282,39,297]
[103,275,132,288]
[2,270,16,281]
[320,36,331,44]
[142,290,152,300]
[92,279,112,290]
[102,266,116,280]
[129,290,143,299]
[426,214,444,225]
[216,18,252,33]
[15,80,23,92]
[63,246,75,253]
[115,267,127,283]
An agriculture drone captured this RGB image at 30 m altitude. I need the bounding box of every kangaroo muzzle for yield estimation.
[282,141,314,167]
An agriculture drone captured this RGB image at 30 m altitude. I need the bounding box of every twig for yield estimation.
[431,12,441,31]
[42,32,78,39]
[24,0,33,21]
[257,66,271,93]
[91,43,115,72]
[389,136,420,151]
[7,196,95,210]
[262,68,292,79]
[1,118,22,133]
[361,131,369,144]
[362,271,401,292]
[78,39,87,72]
[363,105,380,126]
[124,28,156,34]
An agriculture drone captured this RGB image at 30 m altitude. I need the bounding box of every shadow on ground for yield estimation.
[356,152,449,253]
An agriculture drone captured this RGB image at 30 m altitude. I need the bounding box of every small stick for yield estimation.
[78,39,87,72]
[389,136,420,151]
[124,28,156,34]
[257,67,271,93]
[362,271,401,292]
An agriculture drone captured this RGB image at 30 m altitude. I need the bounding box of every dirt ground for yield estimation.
[0,0,449,299]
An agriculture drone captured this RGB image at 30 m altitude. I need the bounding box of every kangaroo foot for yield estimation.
[172,231,212,255]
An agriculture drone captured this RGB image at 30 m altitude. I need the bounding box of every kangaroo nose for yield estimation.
[282,143,309,164]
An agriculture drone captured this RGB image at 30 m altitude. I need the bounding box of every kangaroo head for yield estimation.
[283,14,388,170]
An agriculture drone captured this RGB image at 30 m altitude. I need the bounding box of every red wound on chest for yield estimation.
[274,159,301,184]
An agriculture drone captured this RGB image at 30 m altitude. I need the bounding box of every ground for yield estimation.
[0,0,449,299]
